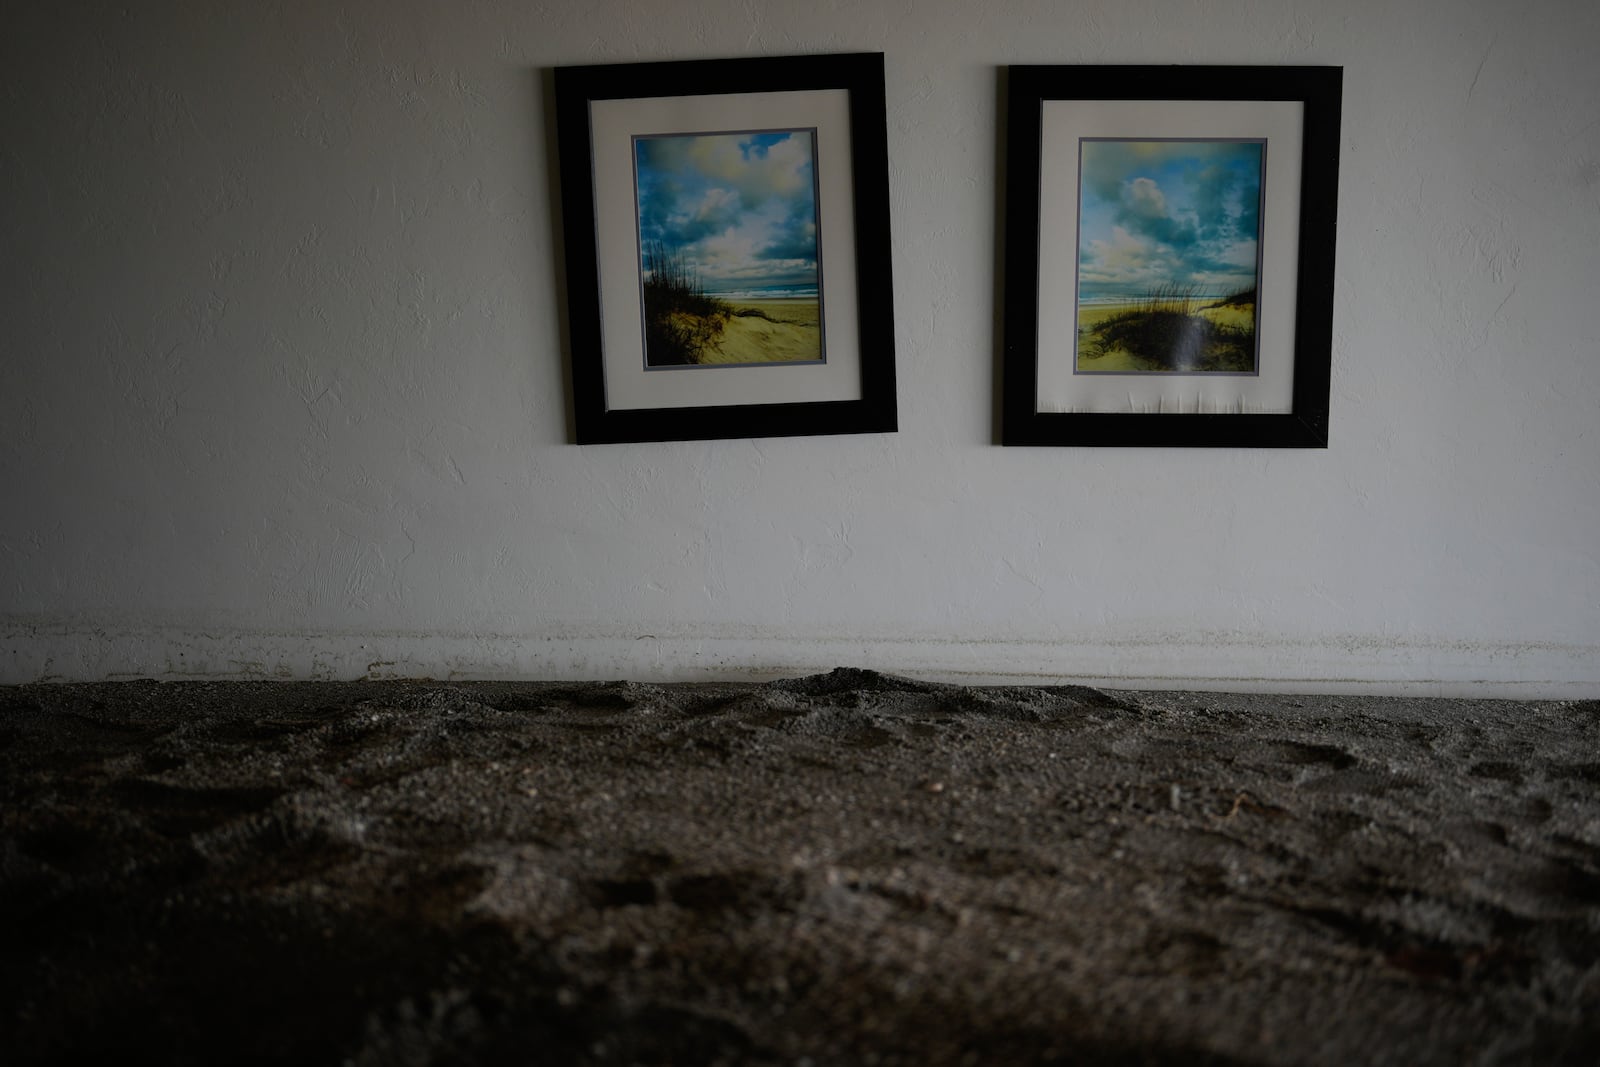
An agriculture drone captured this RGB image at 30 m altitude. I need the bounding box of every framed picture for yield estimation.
[553,53,897,444]
[1001,66,1342,447]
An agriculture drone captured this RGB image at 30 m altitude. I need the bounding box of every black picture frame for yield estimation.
[1001,65,1341,447]
[553,53,897,445]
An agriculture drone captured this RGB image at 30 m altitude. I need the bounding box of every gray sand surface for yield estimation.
[3,670,1598,1065]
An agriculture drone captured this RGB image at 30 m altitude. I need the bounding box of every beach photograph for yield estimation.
[633,129,824,368]
[1074,138,1265,374]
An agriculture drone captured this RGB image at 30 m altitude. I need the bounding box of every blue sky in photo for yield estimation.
[635,130,819,295]
[1076,139,1264,301]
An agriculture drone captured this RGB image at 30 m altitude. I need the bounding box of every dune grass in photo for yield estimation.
[639,242,820,366]
[640,241,732,366]
[1077,284,1257,373]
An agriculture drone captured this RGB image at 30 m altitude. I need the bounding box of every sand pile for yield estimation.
[3,670,1597,1064]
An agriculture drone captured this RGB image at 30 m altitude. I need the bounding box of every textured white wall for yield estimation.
[3,1,1597,695]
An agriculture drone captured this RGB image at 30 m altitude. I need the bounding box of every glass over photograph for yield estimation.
[1074,138,1265,375]
[633,129,824,369]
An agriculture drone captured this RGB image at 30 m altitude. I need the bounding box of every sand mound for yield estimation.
[4,676,1598,1064]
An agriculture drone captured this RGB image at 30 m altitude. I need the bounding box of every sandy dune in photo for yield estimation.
[700,299,822,365]
[1077,298,1257,373]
